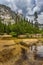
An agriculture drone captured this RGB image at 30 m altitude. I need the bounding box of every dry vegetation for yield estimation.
[0,38,43,65]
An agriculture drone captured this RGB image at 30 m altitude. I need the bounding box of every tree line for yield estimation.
[0,12,43,37]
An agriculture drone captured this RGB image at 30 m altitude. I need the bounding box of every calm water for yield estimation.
[37,46,43,57]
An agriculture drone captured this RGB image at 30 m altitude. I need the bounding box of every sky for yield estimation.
[0,0,43,23]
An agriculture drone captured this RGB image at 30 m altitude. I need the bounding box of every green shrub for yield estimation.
[10,32,17,37]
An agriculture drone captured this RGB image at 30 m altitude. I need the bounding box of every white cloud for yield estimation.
[0,0,43,23]
[38,13,43,23]
[0,0,43,15]
[18,9,23,14]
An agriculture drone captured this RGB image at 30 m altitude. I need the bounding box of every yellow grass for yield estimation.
[0,38,43,65]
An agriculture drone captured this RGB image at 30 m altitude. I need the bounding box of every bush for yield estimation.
[10,32,17,37]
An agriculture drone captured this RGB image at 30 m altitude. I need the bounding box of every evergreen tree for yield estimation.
[34,12,38,22]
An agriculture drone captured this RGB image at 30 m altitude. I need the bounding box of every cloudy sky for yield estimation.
[0,0,43,23]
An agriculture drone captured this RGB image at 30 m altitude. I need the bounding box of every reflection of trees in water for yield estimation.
[21,48,28,60]
[15,47,42,65]
[15,48,28,65]
[19,42,40,60]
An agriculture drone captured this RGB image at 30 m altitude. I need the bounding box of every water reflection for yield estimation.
[37,46,43,57]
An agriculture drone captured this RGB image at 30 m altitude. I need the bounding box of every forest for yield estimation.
[0,12,43,37]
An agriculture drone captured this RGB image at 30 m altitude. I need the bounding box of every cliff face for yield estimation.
[0,4,24,24]
[0,4,16,24]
